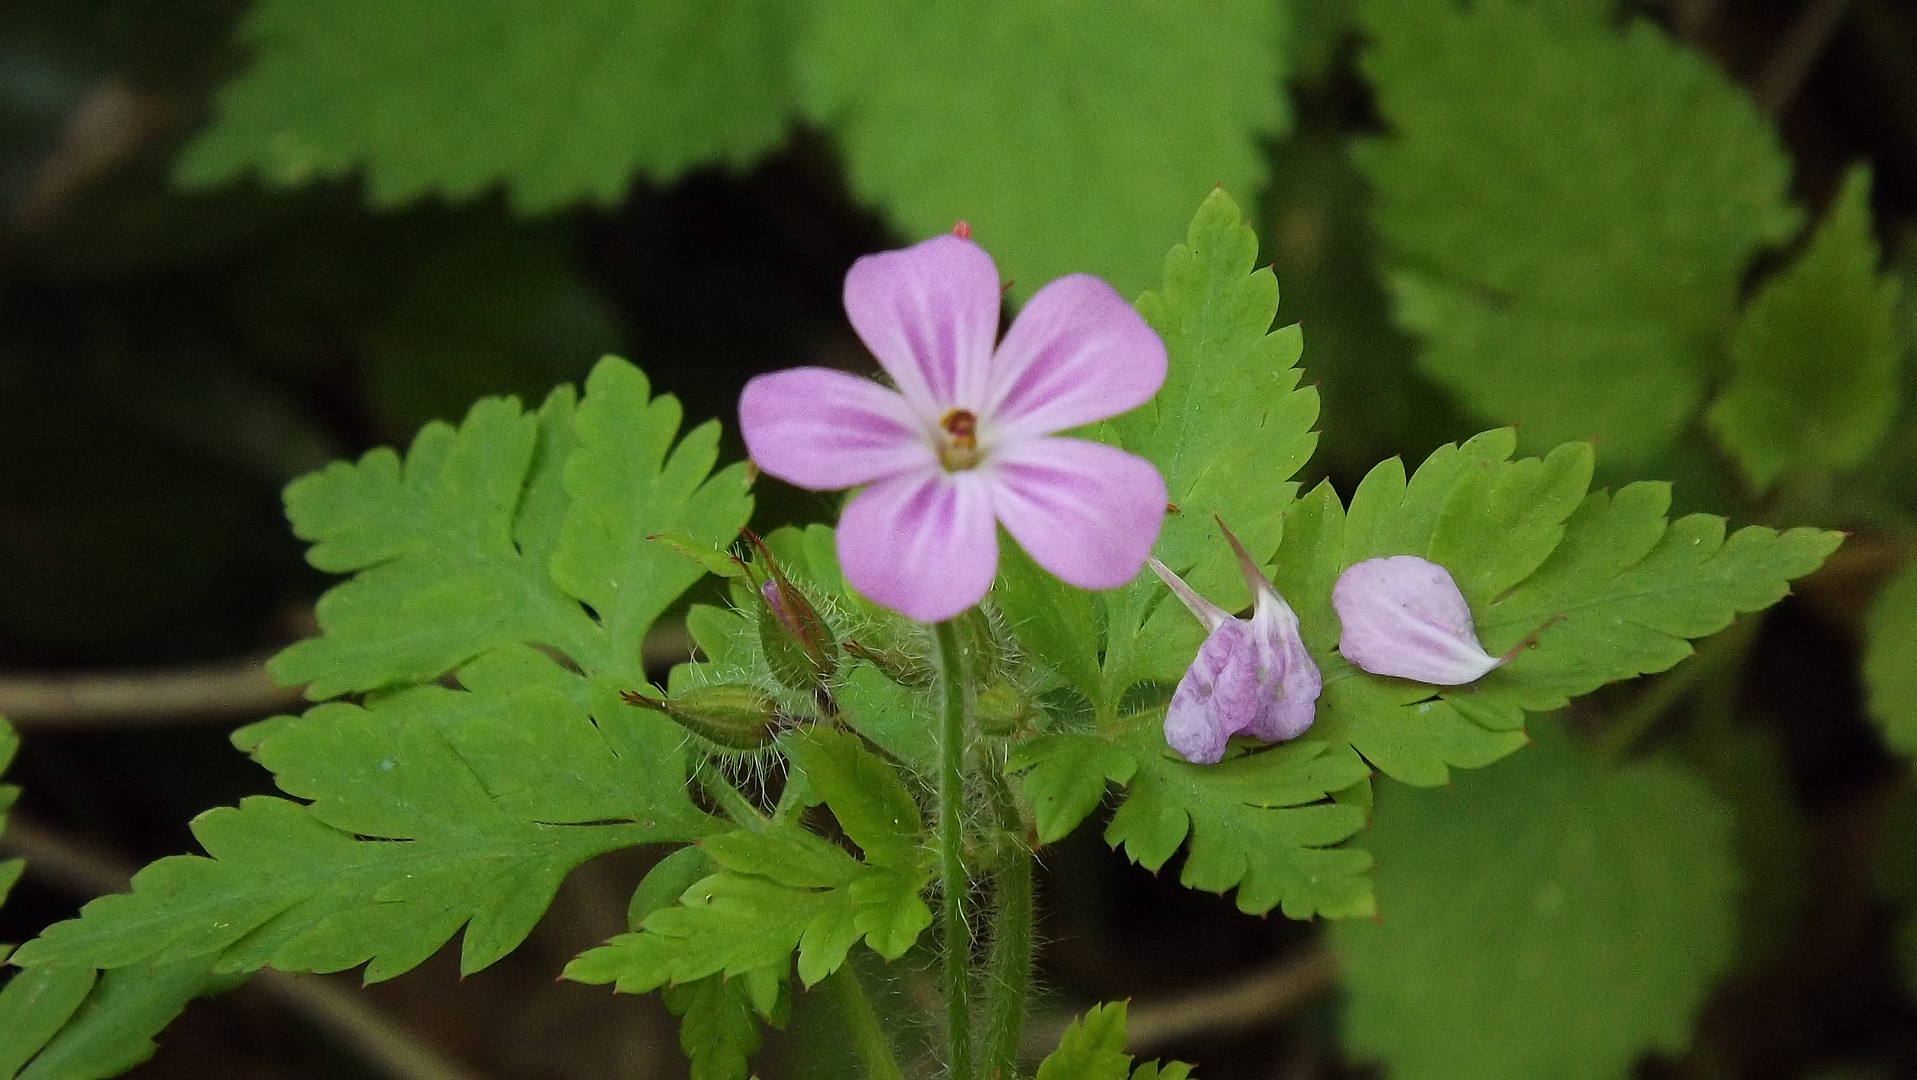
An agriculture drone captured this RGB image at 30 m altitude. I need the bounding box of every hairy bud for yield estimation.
[622,685,781,751]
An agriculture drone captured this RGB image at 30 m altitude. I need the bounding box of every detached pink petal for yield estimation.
[837,468,998,623]
[1333,555,1501,685]
[843,235,1002,417]
[985,274,1168,441]
[1165,622,1260,765]
[740,368,934,490]
[989,437,1167,591]
[1245,600,1321,743]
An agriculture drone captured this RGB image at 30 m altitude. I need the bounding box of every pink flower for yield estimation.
[1332,556,1502,685]
[739,231,1169,623]
[1150,522,1320,765]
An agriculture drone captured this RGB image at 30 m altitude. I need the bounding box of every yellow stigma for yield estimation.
[939,408,981,470]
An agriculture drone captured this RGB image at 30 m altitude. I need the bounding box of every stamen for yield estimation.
[938,408,981,470]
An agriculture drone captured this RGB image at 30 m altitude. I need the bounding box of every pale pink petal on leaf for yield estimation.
[740,367,934,490]
[837,468,998,623]
[1165,621,1260,765]
[1333,555,1502,685]
[842,234,1002,417]
[1245,603,1321,744]
[989,437,1166,591]
[985,274,1168,440]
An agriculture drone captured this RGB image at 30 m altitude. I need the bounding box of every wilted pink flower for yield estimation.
[1150,523,1320,765]
[1332,555,1502,684]
[739,230,1168,623]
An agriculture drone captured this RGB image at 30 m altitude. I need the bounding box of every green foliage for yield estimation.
[799,1,1288,299]
[275,357,751,695]
[1865,559,1917,755]
[1034,1002,1193,1080]
[176,0,800,210]
[0,718,19,913]
[1332,720,1737,1080]
[1356,0,1801,463]
[1711,166,1905,490]
[8,961,227,1080]
[567,730,932,994]
[0,968,96,1079]
[1013,720,1375,920]
[14,668,704,981]
[662,975,771,1080]
[1096,188,1321,707]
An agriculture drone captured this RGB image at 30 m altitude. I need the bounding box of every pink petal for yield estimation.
[1246,598,1321,743]
[1149,557,1232,632]
[988,437,1167,591]
[1333,556,1502,685]
[837,467,998,623]
[984,274,1167,440]
[1165,621,1259,765]
[842,235,1002,419]
[740,368,935,490]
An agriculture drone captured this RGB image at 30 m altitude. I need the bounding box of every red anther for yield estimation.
[952,220,971,239]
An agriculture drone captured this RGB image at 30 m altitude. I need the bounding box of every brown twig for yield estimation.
[1756,0,1858,117]
[0,623,697,730]
[1023,947,1340,1059]
[1,815,485,1080]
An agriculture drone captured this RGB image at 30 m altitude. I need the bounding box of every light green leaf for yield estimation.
[631,847,713,931]
[1,717,18,911]
[835,666,939,775]
[11,676,705,982]
[273,356,752,695]
[1035,1002,1196,1080]
[1332,719,1737,1080]
[788,728,923,873]
[176,0,800,210]
[1711,166,1904,490]
[1010,734,1138,844]
[993,542,1101,703]
[0,967,96,1079]
[798,1,1288,299]
[553,359,755,685]
[1865,559,1917,755]
[703,827,863,890]
[1103,188,1321,706]
[662,974,766,1080]
[1356,0,1800,463]
[15,959,224,1080]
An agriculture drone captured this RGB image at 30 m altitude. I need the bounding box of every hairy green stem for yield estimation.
[979,768,1033,1080]
[934,619,975,1080]
[827,963,905,1080]
[694,761,766,831]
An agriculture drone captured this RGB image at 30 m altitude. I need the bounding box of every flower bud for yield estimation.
[622,684,781,750]
[743,531,839,694]
[1331,555,1501,685]
[973,679,1033,736]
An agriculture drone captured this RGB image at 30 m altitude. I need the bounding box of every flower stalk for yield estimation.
[934,618,975,1080]
[979,766,1034,1080]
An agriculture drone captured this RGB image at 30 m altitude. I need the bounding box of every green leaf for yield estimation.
[651,532,749,580]
[993,542,1101,703]
[1355,0,1801,463]
[787,728,924,873]
[1865,559,1917,755]
[1332,719,1737,1080]
[1267,433,1838,786]
[0,717,18,911]
[662,974,766,1080]
[176,0,800,210]
[272,356,751,696]
[1035,1002,1196,1080]
[0,967,96,1079]
[703,827,863,890]
[566,872,856,992]
[835,666,939,774]
[1710,166,1904,489]
[1104,724,1375,919]
[797,1,1288,299]
[630,847,714,931]
[12,674,705,982]
[1037,1002,1131,1080]
[1103,188,1321,705]
[552,360,754,683]
[1010,734,1138,844]
[15,959,225,1080]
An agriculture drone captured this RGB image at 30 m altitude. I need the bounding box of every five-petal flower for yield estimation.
[1150,523,1320,764]
[740,232,1169,622]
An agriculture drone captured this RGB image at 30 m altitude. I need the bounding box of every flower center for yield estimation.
[938,408,981,471]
